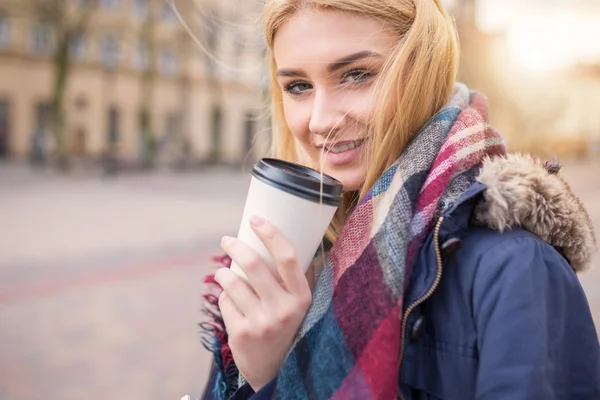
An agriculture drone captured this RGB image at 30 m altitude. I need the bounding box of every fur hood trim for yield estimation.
[474,154,596,272]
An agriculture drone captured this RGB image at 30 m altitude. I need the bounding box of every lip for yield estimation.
[320,138,367,166]
[316,138,367,150]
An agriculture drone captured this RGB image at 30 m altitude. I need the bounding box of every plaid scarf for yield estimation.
[201,84,506,399]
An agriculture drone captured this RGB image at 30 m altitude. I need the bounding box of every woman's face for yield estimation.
[273,9,396,191]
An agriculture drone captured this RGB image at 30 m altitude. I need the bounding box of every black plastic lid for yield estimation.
[251,158,343,207]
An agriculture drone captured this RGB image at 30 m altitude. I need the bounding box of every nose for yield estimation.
[308,91,346,137]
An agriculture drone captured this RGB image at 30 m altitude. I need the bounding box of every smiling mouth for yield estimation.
[323,138,367,154]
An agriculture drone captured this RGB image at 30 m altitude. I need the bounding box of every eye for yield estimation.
[283,81,313,96]
[342,69,374,85]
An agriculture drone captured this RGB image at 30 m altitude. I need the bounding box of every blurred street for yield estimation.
[0,158,599,400]
[0,163,251,400]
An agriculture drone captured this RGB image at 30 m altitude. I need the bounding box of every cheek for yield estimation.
[342,88,377,127]
[282,99,311,143]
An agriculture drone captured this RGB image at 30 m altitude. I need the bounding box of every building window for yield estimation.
[210,105,222,161]
[68,33,86,60]
[161,2,177,23]
[132,0,148,20]
[107,107,119,146]
[101,33,120,70]
[244,112,256,154]
[165,113,180,137]
[35,102,51,134]
[0,99,10,158]
[71,127,87,156]
[30,22,52,54]
[132,39,149,71]
[159,48,178,76]
[0,13,10,48]
[100,0,120,11]
[71,0,95,5]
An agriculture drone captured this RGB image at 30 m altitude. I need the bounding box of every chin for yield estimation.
[325,166,366,192]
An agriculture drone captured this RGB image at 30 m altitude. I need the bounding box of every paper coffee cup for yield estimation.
[230,158,343,281]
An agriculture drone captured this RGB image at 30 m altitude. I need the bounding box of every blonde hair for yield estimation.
[263,0,460,241]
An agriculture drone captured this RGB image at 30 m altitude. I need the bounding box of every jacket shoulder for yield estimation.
[457,225,572,276]
[455,227,600,399]
[460,225,559,256]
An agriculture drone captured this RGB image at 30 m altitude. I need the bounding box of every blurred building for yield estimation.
[0,0,270,166]
[2,0,598,165]
[449,0,600,158]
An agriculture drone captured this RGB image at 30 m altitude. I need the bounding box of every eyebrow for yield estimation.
[275,50,383,78]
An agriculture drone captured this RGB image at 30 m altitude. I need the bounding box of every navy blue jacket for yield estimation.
[203,174,600,399]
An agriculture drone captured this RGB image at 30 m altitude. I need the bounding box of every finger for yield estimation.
[218,290,245,329]
[249,216,311,299]
[214,268,259,316]
[221,236,285,301]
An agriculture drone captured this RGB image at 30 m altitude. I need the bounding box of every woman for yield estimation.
[200,0,600,399]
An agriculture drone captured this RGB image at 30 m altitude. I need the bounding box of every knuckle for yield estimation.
[232,324,251,341]
[242,254,262,273]
[279,249,298,267]
[256,320,277,337]
[276,306,297,324]
[297,292,313,310]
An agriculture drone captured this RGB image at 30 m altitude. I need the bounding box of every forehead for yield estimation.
[272,9,396,69]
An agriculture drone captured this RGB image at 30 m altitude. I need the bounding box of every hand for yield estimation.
[214,216,312,391]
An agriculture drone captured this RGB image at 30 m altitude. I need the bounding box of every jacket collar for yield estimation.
[436,181,486,246]
[440,154,596,272]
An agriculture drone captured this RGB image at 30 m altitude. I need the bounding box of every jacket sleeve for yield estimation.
[472,236,600,400]
[229,379,276,400]
[201,361,277,400]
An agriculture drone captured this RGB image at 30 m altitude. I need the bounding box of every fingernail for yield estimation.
[250,216,264,227]
[221,236,232,246]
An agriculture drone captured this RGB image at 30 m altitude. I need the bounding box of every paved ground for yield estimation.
[0,164,252,400]
[0,159,599,400]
